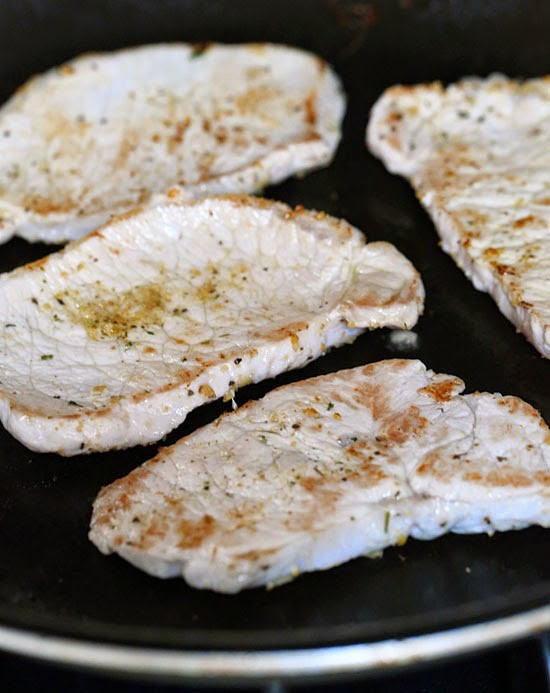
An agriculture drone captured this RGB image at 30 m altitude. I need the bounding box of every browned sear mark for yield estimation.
[177,514,216,549]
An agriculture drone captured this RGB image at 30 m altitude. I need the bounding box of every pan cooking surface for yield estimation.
[0,0,548,658]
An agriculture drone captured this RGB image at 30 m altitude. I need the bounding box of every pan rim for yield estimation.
[0,606,548,682]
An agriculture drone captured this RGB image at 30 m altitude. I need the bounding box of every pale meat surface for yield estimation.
[366,75,550,358]
[0,196,423,455]
[0,42,345,243]
[89,359,550,593]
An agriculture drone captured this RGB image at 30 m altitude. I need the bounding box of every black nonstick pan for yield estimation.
[0,0,548,684]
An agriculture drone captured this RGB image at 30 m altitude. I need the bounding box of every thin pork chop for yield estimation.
[0,42,344,243]
[367,75,550,357]
[89,359,550,593]
[0,196,423,455]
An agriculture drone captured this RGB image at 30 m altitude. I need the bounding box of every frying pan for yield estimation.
[0,0,548,684]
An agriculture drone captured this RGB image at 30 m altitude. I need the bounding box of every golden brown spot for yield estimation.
[214,129,228,144]
[344,445,389,486]
[353,382,389,420]
[494,263,515,276]
[461,466,544,489]
[235,547,278,562]
[380,406,427,445]
[24,255,50,271]
[137,515,171,551]
[40,111,90,141]
[355,463,387,485]
[354,280,419,309]
[513,215,537,228]
[114,130,139,170]
[462,209,488,226]
[196,279,217,302]
[190,41,212,56]
[416,450,446,479]
[483,247,501,259]
[386,111,403,124]
[386,133,401,150]
[418,378,459,403]
[198,384,216,399]
[262,322,308,348]
[300,477,319,493]
[177,514,216,549]
[168,117,191,152]
[248,43,267,55]
[304,90,317,126]
[291,477,342,532]
[463,471,482,482]
[58,282,168,340]
[497,396,541,420]
[484,469,532,488]
[59,64,75,75]
[236,85,281,115]
[93,467,152,527]
[302,407,321,418]
[23,196,76,216]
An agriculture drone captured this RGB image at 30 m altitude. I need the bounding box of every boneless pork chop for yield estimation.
[367,75,550,357]
[0,196,423,455]
[89,359,550,593]
[0,42,345,243]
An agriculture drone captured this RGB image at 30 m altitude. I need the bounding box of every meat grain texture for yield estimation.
[0,196,423,455]
[0,42,345,243]
[89,359,550,593]
[367,74,550,358]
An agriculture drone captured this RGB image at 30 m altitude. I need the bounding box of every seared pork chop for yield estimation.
[367,75,550,357]
[90,359,549,592]
[0,43,344,243]
[0,196,423,455]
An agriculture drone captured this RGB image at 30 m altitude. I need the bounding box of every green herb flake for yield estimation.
[190,43,209,59]
[384,511,390,533]
[40,354,54,361]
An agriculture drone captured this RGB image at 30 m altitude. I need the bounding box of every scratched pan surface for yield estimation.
[0,0,548,678]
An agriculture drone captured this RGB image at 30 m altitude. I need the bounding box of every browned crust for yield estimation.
[176,514,216,550]
[418,378,460,403]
